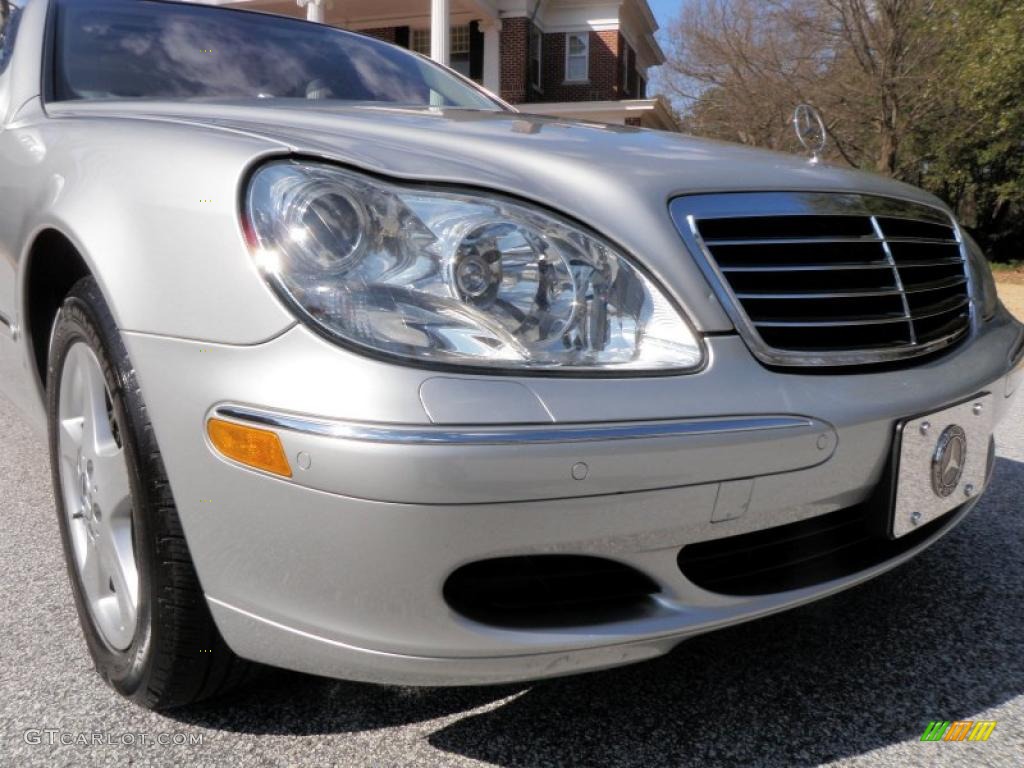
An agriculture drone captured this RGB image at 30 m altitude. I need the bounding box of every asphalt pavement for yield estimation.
[1,389,1022,768]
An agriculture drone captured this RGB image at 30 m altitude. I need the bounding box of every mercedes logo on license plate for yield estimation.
[931,425,967,498]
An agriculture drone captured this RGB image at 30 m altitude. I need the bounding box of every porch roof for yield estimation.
[202,0,498,30]
[520,97,680,131]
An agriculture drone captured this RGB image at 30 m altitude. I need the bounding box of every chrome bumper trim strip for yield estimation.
[213,404,815,446]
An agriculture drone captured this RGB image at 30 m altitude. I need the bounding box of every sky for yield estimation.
[645,0,684,95]
[647,0,682,32]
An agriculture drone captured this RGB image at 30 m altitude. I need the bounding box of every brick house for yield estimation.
[212,0,678,130]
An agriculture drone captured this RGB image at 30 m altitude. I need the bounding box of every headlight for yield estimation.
[244,160,703,372]
[962,231,999,321]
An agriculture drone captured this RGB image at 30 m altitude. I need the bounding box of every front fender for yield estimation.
[17,108,296,345]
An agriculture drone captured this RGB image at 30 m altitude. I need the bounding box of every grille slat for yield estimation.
[903,275,968,294]
[888,241,963,264]
[726,268,898,295]
[718,258,964,272]
[758,323,913,351]
[736,290,903,299]
[704,236,884,247]
[884,236,959,245]
[734,274,966,301]
[907,293,970,320]
[756,314,911,328]
[876,217,957,241]
[916,308,971,345]
[741,294,906,323]
[676,194,973,366]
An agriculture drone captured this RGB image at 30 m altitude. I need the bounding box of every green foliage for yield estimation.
[990,260,1024,272]
[912,0,1024,260]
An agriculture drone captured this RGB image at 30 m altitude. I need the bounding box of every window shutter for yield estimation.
[469,21,484,81]
[395,26,410,49]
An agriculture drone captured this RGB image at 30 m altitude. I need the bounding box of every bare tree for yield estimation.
[660,0,947,176]
[661,0,826,151]
[819,0,945,174]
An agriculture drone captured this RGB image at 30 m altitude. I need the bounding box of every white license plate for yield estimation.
[891,394,993,538]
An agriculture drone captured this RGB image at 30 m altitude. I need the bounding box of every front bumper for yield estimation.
[122,307,1023,685]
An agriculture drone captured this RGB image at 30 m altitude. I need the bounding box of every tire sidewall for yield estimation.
[47,278,156,698]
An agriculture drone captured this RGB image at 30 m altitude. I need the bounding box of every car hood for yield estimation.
[70,101,940,200]
[47,101,951,332]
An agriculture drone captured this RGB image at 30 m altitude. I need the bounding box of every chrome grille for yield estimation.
[669,193,973,367]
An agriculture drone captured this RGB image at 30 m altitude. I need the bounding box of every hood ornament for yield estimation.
[793,104,827,165]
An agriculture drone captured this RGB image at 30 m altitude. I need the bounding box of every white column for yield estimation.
[431,0,450,66]
[297,0,327,23]
[482,20,502,95]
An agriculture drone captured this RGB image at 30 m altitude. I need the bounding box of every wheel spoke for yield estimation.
[94,448,131,520]
[82,361,109,458]
[107,550,138,635]
[96,520,138,638]
[58,416,85,466]
[79,538,104,595]
[80,349,119,455]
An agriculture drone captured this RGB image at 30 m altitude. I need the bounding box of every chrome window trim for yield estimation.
[212,404,815,446]
[669,192,975,368]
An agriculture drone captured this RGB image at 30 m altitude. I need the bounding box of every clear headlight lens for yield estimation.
[962,231,999,321]
[244,161,703,371]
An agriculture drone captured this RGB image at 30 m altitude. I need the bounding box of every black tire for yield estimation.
[47,276,255,710]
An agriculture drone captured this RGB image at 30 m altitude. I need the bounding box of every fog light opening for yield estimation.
[443,555,661,628]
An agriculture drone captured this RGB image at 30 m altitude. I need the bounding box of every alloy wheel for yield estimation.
[57,342,139,650]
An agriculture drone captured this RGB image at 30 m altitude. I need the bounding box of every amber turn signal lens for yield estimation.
[207,418,292,478]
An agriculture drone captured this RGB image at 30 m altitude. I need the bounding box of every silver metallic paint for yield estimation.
[0,0,1021,685]
[116,316,1018,677]
[206,498,979,686]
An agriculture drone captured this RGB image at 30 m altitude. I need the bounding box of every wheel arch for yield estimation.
[21,226,99,394]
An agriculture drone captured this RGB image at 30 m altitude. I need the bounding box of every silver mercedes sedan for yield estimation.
[0,0,1020,710]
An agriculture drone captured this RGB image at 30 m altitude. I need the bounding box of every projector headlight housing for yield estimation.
[243,160,704,374]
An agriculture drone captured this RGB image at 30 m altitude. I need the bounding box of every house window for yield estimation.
[565,31,588,82]
[529,26,542,91]
[411,25,471,77]
[411,28,430,55]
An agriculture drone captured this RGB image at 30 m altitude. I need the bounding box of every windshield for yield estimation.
[1,0,24,74]
[50,0,502,110]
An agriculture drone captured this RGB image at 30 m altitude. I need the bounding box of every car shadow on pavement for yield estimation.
[175,457,1024,767]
